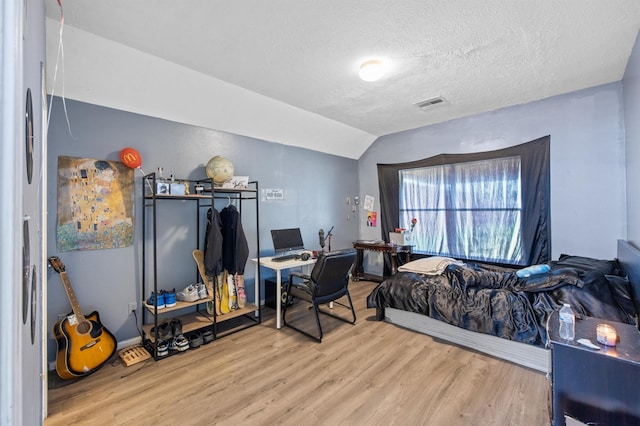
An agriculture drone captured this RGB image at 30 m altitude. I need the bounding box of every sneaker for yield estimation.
[170,318,183,336]
[150,319,173,341]
[177,284,199,303]
[164,288,176,307]
[202,330,214,344]
[146,291,165,309]
[169,319,189,351]
[188,333,203,349]
[196,283,208,300]
[157,340,169,357]
[169,335,189,352]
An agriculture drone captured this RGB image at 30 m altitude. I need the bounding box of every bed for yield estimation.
[366,240,640,373]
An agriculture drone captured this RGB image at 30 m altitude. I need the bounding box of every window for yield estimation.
[377,136,550,267]
[399,156,523,263]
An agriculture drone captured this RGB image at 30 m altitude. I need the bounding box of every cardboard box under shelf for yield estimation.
[389,232,412,245]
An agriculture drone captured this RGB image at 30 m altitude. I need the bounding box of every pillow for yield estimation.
[516,264,550,278]
[551,271,629,323]
[398,256,465,275]
[556,254,620,276]
[515,268,583,292]
[605,274,638,323]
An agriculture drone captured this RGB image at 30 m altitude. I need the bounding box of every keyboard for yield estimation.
[272,254,298,262]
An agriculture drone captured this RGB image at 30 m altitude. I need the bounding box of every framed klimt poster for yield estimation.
[56,156,134,251]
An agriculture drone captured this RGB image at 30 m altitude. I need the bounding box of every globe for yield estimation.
[206,156,234,184]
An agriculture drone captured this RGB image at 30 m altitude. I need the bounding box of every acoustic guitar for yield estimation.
[48,257,116,379]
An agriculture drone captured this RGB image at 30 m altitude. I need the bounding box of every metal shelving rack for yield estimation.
[141,173,261,359]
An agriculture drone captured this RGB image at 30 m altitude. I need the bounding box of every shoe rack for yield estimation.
[141,174,261,360]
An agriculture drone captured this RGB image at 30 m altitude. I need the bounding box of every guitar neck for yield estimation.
[59,271,86,323]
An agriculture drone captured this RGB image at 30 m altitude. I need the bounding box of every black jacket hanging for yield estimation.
[220,204,249,275]
[204,207,224,276]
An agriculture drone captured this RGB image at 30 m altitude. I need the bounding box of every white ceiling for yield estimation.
[44,1,640,159]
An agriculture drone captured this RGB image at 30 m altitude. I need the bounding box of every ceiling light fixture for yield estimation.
[359,60,385,82]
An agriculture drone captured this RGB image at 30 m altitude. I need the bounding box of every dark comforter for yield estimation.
[366,257,637,347]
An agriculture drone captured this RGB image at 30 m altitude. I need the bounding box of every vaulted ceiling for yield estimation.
[45,1,640,159]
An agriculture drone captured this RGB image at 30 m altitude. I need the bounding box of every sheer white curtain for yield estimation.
[400,156,523,264]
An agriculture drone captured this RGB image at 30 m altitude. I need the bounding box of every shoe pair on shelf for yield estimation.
[151,318,188,354]
[176,283,208,303]
[187,329,214,349]
[146,288,176,309]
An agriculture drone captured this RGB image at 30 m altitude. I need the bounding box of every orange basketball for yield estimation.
[119,147,142,169]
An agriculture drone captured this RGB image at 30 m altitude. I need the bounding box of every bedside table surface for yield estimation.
[548,312,640,365]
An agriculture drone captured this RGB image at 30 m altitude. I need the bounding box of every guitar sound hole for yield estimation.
[77,321,91,334]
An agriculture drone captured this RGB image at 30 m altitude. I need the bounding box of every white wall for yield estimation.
[1,0,47,424]
[44,19,375,160]
[359,83,626,264]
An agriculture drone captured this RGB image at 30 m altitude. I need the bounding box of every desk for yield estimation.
[352,241,412,282]
[549,312,640,425]
[250,255,316,329]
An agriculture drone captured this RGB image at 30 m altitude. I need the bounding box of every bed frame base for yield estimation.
[383,307,551,373]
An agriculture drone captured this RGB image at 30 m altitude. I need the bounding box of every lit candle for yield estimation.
[596,324,617,346]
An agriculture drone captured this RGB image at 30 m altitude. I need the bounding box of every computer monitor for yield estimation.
[271,228,305,253]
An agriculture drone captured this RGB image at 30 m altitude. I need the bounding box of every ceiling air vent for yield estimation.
[415,96,448,109]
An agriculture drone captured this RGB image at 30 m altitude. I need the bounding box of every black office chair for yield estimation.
[282,248,357,342]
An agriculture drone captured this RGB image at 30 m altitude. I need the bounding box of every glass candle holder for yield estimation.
[596,323,617,346]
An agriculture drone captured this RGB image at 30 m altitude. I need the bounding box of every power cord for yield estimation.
[132,309,144,340]
[120,360,150,379]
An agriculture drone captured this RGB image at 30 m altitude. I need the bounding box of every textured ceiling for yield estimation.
[45,1,640,157]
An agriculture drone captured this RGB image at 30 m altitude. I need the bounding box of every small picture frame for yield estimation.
[223,176,249,189]
[156,181,170,195]
[170,182,186,195]
[155,181,186,195]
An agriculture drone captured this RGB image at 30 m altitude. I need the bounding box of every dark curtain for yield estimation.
[377,135,550,271]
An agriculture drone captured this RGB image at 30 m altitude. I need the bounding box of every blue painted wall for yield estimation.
[358,83,626,271]
[623,31,640,247]
[46,98,359,361]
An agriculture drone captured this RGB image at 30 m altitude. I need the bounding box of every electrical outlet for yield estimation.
[128,302,136,315]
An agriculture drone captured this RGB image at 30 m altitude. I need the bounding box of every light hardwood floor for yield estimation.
[45,280,551,425]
